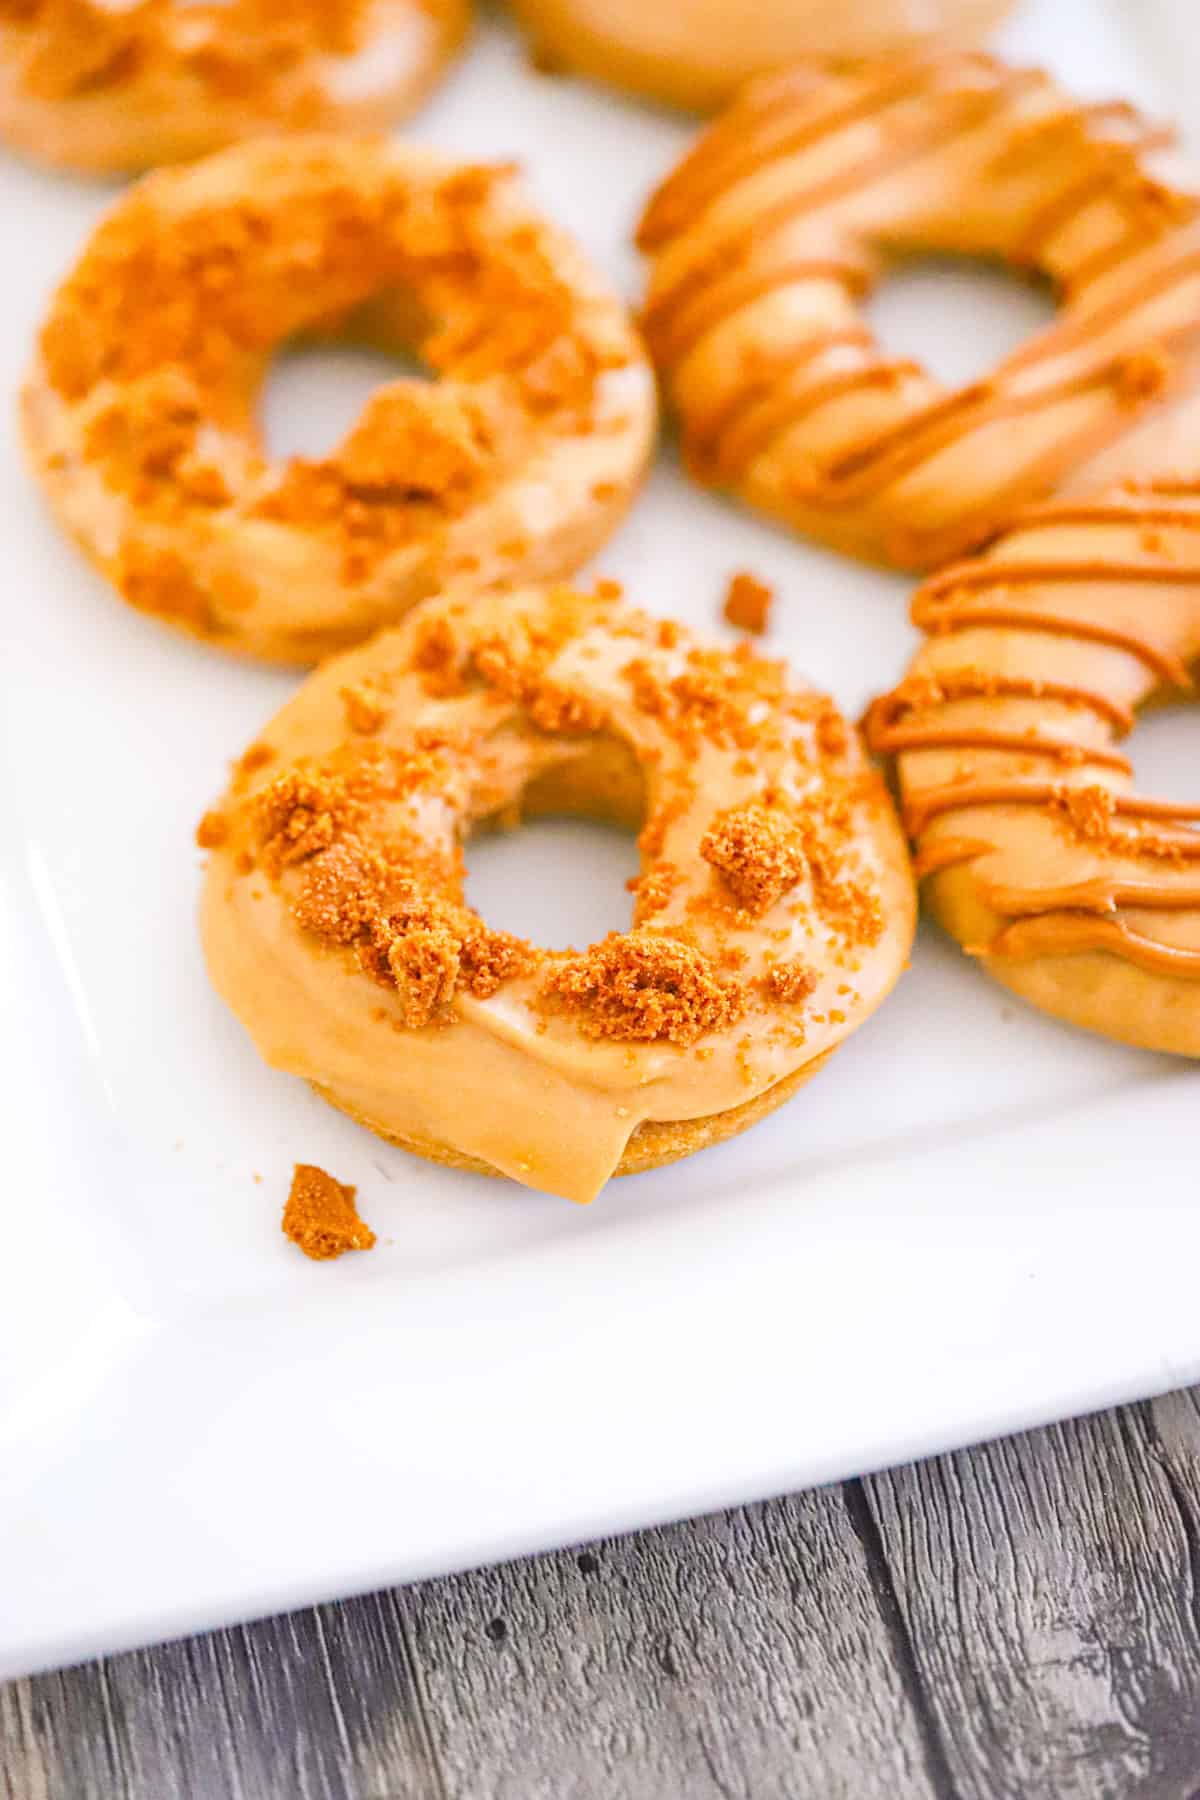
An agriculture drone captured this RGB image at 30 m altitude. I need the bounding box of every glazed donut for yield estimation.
[863,480,1200,1056]
[638,51,1200,570]
[513,0,1011,114]
[199,583,915,1202]
[22,138,655,665]
[0,0,470,175]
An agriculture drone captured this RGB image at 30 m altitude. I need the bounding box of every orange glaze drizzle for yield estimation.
[685,326,878,465]
[912,836,996,878]
[808,318,1200,499]
[980,875,1200,915]
[863,671,1136,735]
[637,56,954,251]
[867,722,1132,772]
[639,54,1200,518]
[644,258,871,371]
[869,476,1200,986]
[1014,120,1179,263]
[984,914,1200,978]
[911,580,1195,691]
[710,358,924,480]
[903,781,1200,839]
[644,76,1041,364]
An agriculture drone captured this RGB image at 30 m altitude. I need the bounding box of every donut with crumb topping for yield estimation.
[0,0,469,175]
[199,582,915,1202]
[21,137,656,663]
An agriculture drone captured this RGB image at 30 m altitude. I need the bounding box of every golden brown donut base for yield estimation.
[314,1053,831,1188]
[514,0,1012,112]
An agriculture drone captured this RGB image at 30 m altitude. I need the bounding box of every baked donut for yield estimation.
[22,138,656,664]
[513,0,1011,114]
[0,0,470,175]
[199,583,915,1201]
[863,479,1200,1056]
[638,51,1200,570]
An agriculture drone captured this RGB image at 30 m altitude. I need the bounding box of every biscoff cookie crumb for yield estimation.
[722,570,773,635]
[283,1164,375,1262]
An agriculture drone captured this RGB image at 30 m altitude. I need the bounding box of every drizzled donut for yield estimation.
[0,0,470,175]
[22,138,655,663]
[199,584,915,1201]
[864,481,1200,1055]
[638,51,1200,570]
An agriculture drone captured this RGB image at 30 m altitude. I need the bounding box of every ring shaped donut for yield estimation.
[638,51,1200,570]
[22,138,656,664]
[199,584,915,1201]
[0,0,470,175]
[512,0,1011,114]
[864,480,1200,1056]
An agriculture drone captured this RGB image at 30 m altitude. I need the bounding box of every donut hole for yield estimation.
[1126,700,1200,820]
[864,255,1057,389]
[465,735,647,948]
[260,337,433,463]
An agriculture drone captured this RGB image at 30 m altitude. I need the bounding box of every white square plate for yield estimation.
[3,0,1199,1681]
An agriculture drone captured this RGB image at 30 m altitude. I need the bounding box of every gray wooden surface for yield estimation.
[5,1391,1200,1800]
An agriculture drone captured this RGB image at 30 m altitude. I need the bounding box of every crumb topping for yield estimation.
[764,958,818,1004]
[541,931,745,1046]
[196,809,228,849]
[248,758,533,1025]
[214,592,891,1066]
[722,570,773,635]
[701,804,807,914]
[282,1162,375,1263]
[42,144,632,605]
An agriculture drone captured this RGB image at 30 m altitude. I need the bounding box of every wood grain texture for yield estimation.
[865,1404,1200,1800]
[0,1596,444,1800]
[6,1392,1200,1800]
[405,1488,943,1800]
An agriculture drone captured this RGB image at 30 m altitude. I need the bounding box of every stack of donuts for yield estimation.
[8,0,1198,1209]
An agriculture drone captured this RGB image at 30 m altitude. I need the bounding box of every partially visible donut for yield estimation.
[0,0,470,175]
[22,138,656,664]
[512,0,1012,114]
[199,583,916,1202]
[638,51,1200,569]
[864,480,1200,1056]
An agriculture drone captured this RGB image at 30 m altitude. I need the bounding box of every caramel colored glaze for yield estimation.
[980,876,1200,915]
[0,0,470,175]
[865,476,1200,1055]
[869,723,1132,772]
[903,780,1200,839]
[200,583,916,1201]
[638,49,1200,569]
[911,836,994,878]
[986,916,1200,979]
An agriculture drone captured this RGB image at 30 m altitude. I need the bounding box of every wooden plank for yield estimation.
[404,1486,945,1800]
[0,1595,446,1800]
[865,1402,1200,1800]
